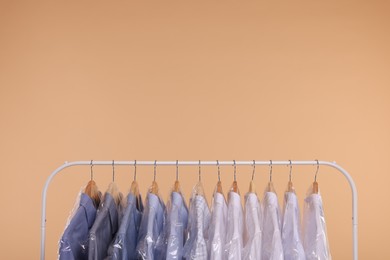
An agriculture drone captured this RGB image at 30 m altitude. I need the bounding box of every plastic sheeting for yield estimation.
[183,185,210,260]
[136,192,166,260]
[225,190,244,260]
[58,191,97,260]
[242,192,262,260]
[165,190,189,260]
[262,191,284,260]
[282,191,306,260]
[303,188,332,260]
[208,188,227,260]
[105,193,143,260]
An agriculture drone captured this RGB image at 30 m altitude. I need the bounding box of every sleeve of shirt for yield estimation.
[58,238,75,260]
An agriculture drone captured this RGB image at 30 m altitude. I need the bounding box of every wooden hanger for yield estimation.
[287,160,294,192]
[130,160,141,208]
[85,180,100,208]
[312,181,319,194]
[107,182,121,205]
[216,160,223,194]
[107,160,121,205]
[173,160,180,192]
[312,160,319,194]
[150,160,159,195]
[248,160,256,193]
[266,160,276,192]
[195,160,205,196]
[85,161,100,208]
[231,160,238,193]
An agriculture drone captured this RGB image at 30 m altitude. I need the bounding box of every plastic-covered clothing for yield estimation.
[242,192,262,260]
[88,192,121,260]
[105,193,143,260]
[183,193,210,260]
[165,191,189,260]
[225,191,244,260]
[208,191,227,260]
[59,193,97,260]
[303,191,331,260]
[281,192,305,260]
[136,192,166,260]
[262,191,284,260]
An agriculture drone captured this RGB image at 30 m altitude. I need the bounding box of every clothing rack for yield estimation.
[41,160,358,260]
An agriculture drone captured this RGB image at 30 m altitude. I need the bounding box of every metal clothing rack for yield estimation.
[41,160,358,260]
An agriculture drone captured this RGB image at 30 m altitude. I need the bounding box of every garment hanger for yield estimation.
[107,160,121,205]
[287,160,294,192]
[312,160,319,194]
[195,160,205,196]
[266,160,276,192]
[173,160,180,192]
[130,160,141,208]
[85,160,101,208]
[249,160,256,193]
[231,160,238,193]
[150,160,159,195]
[216,160,223,194]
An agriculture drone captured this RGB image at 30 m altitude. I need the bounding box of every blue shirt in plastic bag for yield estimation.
[88,192,120,260]
[166,191,189,260]
[105,193,144,260]
[136,192,166,260]
[59,193,97,260]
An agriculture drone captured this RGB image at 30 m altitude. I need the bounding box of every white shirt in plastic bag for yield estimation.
[183,193,210,260]
[208,191,227,260]
[302,191,331,260]
[242,192,262,260]
[262,191,284,260]
[282,191,306,260]
[225,191,244,260]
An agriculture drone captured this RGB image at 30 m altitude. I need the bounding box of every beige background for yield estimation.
[1,0,389,259]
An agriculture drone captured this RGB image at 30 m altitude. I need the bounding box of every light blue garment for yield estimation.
[166,191,189,260]
[105,193,143,260]
[136,192,166,260]
[88,193,120,260]
[183,194,210,260]
[59,193,97,260]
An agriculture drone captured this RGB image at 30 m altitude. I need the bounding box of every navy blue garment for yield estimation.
[105,193,144,260]
[59,193,97,260]
[88,193,120,260]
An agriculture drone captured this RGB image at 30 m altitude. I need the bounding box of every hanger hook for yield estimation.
[269,160,273,182]
[252,160,256,181]
[198,160,201,182]
[314,159,319,182]
[233,160,237,182]
[289,160,292,182]
[176,160,179,181]
[134,160,137,181]
[217,160,221,182]
[154,160,157,182]
[90,160,93,180]
[112,160,115,182]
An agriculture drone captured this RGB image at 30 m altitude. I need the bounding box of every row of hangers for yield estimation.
[84,160,321,207]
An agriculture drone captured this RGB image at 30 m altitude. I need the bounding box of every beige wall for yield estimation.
[1,1,389,259]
